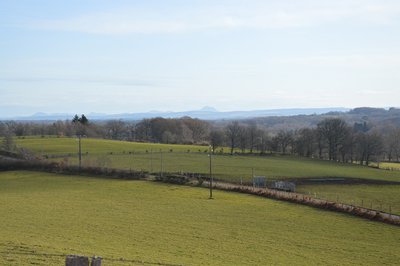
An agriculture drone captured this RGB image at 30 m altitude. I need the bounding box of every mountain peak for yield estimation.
[32,112,47,116]
[199,106,218,112]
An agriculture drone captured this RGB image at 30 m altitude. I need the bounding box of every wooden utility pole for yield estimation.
[160,150,163,179]
[150,149,153,172]
[78,135,82,170]
[209,145,213,199]
[131,150,134,171]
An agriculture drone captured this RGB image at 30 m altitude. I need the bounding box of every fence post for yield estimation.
[160,150,163,179]
[150,149,153,173]
[66,255,89,266]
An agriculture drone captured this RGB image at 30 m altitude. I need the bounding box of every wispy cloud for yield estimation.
[0,76,157,87]
[276,54,400,68]
[29,0,400,35]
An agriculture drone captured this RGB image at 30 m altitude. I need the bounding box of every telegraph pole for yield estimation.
[209,145,213,199]
[78,135,82,170]
[131,150,134,171]
[160,149,163,179]
[252,168,254,187]
[150,149,153,172]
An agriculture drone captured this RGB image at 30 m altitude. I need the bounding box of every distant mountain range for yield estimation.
[1,107,351,121]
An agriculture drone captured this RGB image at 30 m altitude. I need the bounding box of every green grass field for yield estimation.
[13,137,400,217]
[297,184,400,215]
[15,136,212,155]
[15,137,400,183]
[0,171,399,265]
[374,162,400,171]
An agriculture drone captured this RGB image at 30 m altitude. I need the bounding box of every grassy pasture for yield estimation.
[15,137,400,183]
[14,137,400,215]
[15,136,213,155]
[0,171,399,265]
[297,184,400,215]
[374,162,400,171]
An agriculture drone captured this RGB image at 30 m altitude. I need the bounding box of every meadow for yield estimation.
[296,184,400,215]
[0,171,399,265]
[372,162,400,171]
[15,137,400,183]
[14,137,400,215]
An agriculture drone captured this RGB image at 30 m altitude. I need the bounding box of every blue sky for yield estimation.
[1,0,400,116]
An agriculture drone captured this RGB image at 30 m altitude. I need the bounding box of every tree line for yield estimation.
[1,115,400,165]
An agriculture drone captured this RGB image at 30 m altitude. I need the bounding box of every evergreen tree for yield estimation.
[72,114,80,123]
[72,114,89,125]
[80,114,89,125]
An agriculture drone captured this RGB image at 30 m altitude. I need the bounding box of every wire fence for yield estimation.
[2,147,399,264]
[38,150,400,216]
[300,191,398,215]
[205,181,400,225]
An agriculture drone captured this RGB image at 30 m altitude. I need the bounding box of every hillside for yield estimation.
[225,107,400,132]
[14,137,400,215]
[15,137,400,182]
[3,108,400,133]
[0,107,349,121]
[0,171,399,265]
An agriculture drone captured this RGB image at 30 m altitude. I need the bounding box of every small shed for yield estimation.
[253,176,266,188]
[270,181,296,192]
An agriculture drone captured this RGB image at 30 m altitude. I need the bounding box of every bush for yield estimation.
[197,176,204,186]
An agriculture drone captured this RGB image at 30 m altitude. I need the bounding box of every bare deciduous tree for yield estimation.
[209,130,225,153]
[105,120,127,140]
[355,131,383,165]
[225,121,241,155]
[273,130,294,154]
[295,128,316,157]
[1,132,16,152]
[384,127,400,162]
[317,118,348,160]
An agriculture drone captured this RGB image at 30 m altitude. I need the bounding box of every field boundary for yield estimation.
[0,157,147,180]
[202,181,400,226]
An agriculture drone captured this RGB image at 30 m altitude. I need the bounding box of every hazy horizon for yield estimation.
[1,0,400,116]
[1,106,354,118]
[7,106,400,121]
